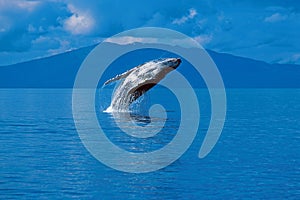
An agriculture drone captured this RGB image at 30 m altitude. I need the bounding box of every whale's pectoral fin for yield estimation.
[104,68,134,85]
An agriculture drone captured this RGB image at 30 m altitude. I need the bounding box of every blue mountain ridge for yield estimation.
[0,44,299,88]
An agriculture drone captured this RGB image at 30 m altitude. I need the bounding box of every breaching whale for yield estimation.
[104,58,181,112]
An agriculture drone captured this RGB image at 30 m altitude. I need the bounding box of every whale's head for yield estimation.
[124,58,181,101]
[138,58,181,82]
[153,57,181,72]
[157,58,181,69]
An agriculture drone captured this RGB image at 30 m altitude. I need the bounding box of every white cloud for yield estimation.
[14,1,40,12]
[27,24,45,34]
[105,36,199,48]
[278,53,300,64]
[189,8,197,18]
[172,8,197,25]
[0,0,40,12]
[106,36,157,45]
[63,4,95,35]
[32,36,49,44]
[194,34,213,46]
[264,13,287,23]
[47,39,72,55]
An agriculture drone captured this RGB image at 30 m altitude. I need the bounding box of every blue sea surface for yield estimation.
[0,89,299,199]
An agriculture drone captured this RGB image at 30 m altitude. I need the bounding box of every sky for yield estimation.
[0,0,300,65]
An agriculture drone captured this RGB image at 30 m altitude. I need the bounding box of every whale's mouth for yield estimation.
[171,58,181,69]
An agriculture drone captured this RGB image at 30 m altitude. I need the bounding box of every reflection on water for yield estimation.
[96,87,181,153]
[98,109,178,153]
[0,89,299,199]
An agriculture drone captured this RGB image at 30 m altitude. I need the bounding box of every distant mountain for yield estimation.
[0,44,299,88]
[0,45,95,88]
[207,50,300,88]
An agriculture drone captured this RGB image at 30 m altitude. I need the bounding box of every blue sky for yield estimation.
[0,0,300,65]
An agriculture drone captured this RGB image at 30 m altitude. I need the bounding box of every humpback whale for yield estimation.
[104,58,181,112]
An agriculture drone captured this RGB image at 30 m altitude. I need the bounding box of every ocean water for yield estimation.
[0,89,299,199]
